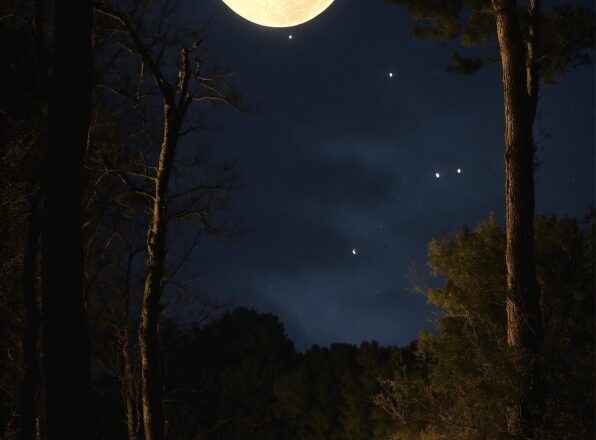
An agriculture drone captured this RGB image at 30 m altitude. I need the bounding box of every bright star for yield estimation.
[288,34,293,39]
[352,248,358,255]
[457,168,462,174]
[435,172,440,178]
[388,72,393,78]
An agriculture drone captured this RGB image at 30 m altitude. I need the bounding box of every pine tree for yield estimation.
[386,1,593,435]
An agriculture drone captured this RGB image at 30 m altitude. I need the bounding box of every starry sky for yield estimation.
[178,0,594,350]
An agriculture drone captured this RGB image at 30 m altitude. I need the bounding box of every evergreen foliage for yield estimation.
[386,0,594,82]
[161,309,400,440]
[376,214,595,439]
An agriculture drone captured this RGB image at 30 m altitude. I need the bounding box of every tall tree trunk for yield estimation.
[19,196,41,440]
[41,0,92,438]
[138,102,182,440]
[526,0,540,121]
[493,0,543,437]
[121,251,139,440]
[122,335,138,440]
[19,4,46,438]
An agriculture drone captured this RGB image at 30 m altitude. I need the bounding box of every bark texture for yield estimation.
[134,46,197,440]
[526,0,540,119]
[121,334,139,440]
[138,102,183,440]
[41,0,92,438]
[493,0,543,437]
[121,254,140,440]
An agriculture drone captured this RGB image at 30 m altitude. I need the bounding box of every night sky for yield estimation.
[179,0,594,350]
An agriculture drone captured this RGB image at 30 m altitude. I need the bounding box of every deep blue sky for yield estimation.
[178,0,594,350]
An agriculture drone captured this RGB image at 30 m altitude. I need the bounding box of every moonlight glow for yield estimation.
[221,0,336,28]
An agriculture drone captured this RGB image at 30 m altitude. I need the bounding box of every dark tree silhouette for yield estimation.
[0,2,59,438]
[41,0,93,438]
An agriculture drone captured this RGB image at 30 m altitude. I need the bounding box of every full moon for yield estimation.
[221,0,335,28]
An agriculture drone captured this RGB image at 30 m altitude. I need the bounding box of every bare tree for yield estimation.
[92,2,242,438]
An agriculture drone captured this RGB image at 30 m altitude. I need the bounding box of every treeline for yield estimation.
[98,308,402,439]
[141,215,593,439]
[4,209,592,438]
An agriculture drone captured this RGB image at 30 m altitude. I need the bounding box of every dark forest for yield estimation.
[1,0,594,439]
